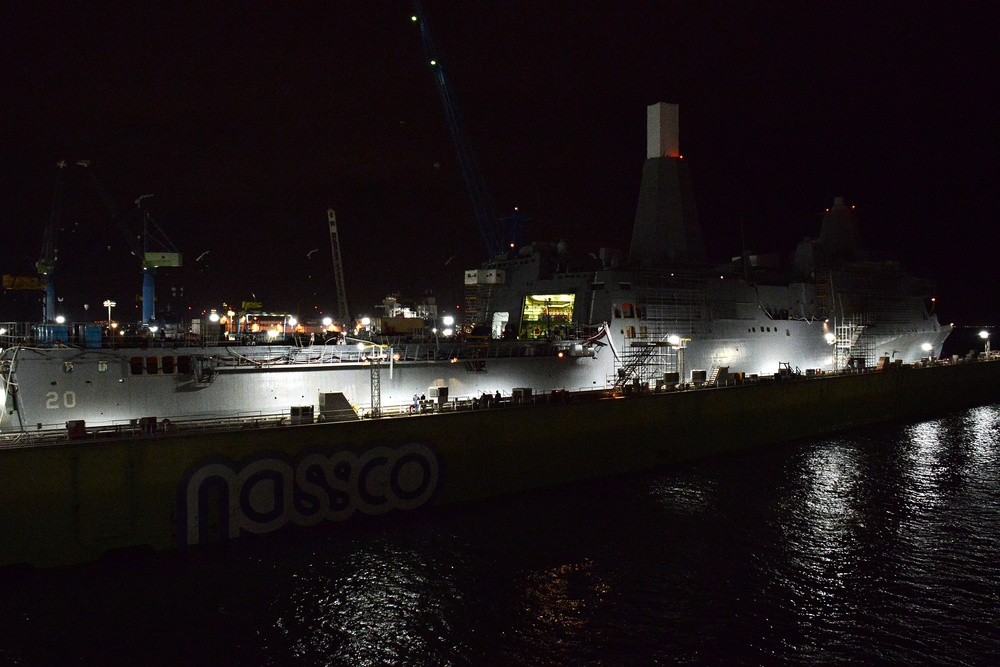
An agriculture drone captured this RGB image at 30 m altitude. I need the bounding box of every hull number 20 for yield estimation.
[45,391,77,409]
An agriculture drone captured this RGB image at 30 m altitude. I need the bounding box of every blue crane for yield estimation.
[77,160,182,324]
[411,2,503,263]
[36,160,66,322]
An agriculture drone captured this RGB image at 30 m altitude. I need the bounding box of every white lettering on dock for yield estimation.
[180,443,439,546]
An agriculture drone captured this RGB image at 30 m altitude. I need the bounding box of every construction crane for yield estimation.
[327,209,351,326]
[76,160,182,324]
[411,1,503,262]
[36,160,67,321]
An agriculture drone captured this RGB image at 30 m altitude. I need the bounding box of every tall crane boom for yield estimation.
[328,209,351,326]
[37,160,66,321]
[412,1,503,262]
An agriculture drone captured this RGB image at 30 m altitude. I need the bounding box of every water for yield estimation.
[2,403,1000,666]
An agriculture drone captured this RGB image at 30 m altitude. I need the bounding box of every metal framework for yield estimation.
[328,209,351,325]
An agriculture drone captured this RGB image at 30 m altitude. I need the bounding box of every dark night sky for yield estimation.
[1,1,997,325]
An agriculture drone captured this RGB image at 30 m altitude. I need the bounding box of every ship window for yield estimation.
[619,282,631,290]
[146,356,159,374]
[130,357,143,375]
[162,356,175,374]
[177,355,192,374]
[614,307,621,318]
[63,362,73,374]
[519,294,575,340]
[625,325,636,338]
[786,329,790,336]
[622,303,634,318]
[98,361,108,373]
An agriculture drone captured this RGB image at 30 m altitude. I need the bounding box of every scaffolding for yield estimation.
[834,316,874,370]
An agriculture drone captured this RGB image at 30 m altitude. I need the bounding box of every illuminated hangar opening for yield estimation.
[519,294,575,339]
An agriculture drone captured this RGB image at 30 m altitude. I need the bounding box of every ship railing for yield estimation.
[0,409,305,448]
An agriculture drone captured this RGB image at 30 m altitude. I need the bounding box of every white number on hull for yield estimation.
[45,391,77,409]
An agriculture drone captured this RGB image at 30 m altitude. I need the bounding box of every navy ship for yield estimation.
[1,103,949,434]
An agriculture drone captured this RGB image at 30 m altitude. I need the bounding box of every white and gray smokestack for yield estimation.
[647,101,680,158]
[629,103,705,269]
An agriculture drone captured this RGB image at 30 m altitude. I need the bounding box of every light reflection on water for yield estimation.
[265,538,469,667]
[3,405,1000,665]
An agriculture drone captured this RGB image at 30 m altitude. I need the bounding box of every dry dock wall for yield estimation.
[2,360,999,568]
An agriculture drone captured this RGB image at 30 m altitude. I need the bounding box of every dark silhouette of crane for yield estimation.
[76,160,182,324]
[411,1,503,263]
[36,160,66,321]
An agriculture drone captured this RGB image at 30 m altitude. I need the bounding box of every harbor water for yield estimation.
[1,398,998,666]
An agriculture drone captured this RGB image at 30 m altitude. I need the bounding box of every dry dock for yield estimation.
[3,357,1000,568]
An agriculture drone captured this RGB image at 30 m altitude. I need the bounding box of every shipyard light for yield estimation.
[442,315,455,326]
[322,316,333,327]
[267,328,280,340]
[667,335,681,346]
[922,342,933,358]
[288,317,298,327]
[55,315,65,324]
[209,311,220,323]
[149,326,158,333]
[824,333,836,345]
[443,328,454,337]
[981,330,991,354]
[361,317,371,327]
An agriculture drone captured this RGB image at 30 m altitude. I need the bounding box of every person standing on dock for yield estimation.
[412,394,419,414]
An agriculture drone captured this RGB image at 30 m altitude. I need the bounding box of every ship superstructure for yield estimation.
[465,103,950,387]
